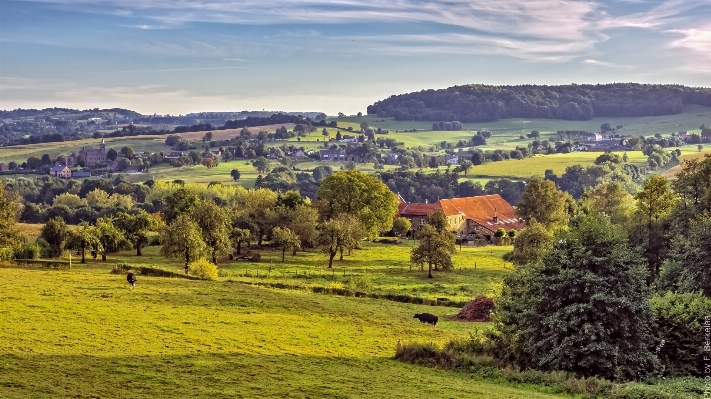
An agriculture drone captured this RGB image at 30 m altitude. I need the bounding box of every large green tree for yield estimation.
[317,214,366,268]
[505,219,553,266]
[0,182,24,251]
[271,227,301,262]
[516,176,570,227]
[317,170,398,239]
[95,217,130,261]
[491,213,657,380]
[114,210,157,256]
[190,200,231,264]
[66,222,103,264]
[632,175,678,281]
[40,217,70,258]
[159,215,207,270]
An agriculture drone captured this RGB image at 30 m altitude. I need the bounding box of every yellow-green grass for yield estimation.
[662,149,711,178]
[0,266,568,399]
[16,223,47,242]
[339,104,711,149]
[80,242,513,303]
[0,136,171,164]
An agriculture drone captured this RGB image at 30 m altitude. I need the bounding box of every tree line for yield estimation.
[367,83,711,122]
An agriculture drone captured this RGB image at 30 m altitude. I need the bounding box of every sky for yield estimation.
[1,0,710,116]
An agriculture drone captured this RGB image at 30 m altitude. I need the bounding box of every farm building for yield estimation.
[397,194,523,242]
[49,165,71,178]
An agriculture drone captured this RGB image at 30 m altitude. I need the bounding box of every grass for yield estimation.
[0,260,568,398]
[662,149,711,178]
[83,242,513,303]
[341,104,711,150]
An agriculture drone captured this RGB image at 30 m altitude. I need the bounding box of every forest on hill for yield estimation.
[367,83,711,122]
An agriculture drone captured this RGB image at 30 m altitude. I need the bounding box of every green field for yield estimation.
[0,242,570,399]
[340,104,711,150]
[3,106,710,185]
[96,242,513,303]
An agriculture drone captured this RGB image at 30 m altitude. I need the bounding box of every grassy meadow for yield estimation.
[0,239,574,399]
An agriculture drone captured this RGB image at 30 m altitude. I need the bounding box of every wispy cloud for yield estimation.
[581,59,631,68]
[191,40,217,49]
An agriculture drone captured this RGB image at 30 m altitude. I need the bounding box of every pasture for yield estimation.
[0,245,570,399]
[340,104,711,150]
[100,242,514,303]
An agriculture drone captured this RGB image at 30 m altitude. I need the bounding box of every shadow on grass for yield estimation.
[0,353,566,399]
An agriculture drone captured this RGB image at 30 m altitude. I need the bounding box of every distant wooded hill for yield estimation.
[367,83,711,122]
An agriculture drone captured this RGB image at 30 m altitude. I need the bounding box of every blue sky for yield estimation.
[1,0,710,115]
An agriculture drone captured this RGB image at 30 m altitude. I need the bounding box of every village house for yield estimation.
[446,154,459,165]
[49,165,71,178]
[397,194,523,242]
[319,149,344,161]
[292,149,305,159]
[0,163,8,171]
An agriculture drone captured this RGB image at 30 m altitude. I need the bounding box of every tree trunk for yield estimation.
[292,247,297,256]
[282,247,286,262]
[428,261,433,278]
[236,240,241,255]
[212,249,217,265]
[328,249,336,268]
[185,249,189,271]
[81,246,86,264]
[136,240,143,256]
[339,247,344,261]
[101,253,107,261]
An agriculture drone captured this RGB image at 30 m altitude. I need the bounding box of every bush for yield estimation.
[17,244,41,260]
[34,237,53,259]
[650,292,711,377]
[345,274,373,292]
[0,247,14,261]
[188,258,218,281]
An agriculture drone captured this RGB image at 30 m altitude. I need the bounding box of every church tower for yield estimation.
[99,137,106,153]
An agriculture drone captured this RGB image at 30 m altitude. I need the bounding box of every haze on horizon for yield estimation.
[1,0,710,116]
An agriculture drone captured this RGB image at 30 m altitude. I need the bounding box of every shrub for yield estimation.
[18,244,41,260]
[34,237,52,258]
[345,274,373,292]
[650,291,711,377]
[0,247,14,261]
[188,258,218,281]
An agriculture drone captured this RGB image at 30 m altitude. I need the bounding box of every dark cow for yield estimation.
[126,273,137,289]
[414,313,438,326]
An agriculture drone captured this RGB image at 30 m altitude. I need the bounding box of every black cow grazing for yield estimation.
[414,313,438,326]
[126,273,137,289]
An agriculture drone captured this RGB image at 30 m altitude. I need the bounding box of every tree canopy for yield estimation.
[317,170,398,239]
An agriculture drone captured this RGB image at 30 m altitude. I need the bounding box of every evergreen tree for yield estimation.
[492,214,657,380]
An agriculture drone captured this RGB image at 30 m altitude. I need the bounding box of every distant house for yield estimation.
[165,152,184,160]
[587,133,603,141]
[0,163,8,171]
[76,138,108,166]
[71,171,92,178]
[397,194,523,242]
[268,148,281,159]
[50,165,71,178]
[292,150,305,159]
[384,153,399,165]
[582,139,626,151]
[319,149,344,161]
[446,155,459,165]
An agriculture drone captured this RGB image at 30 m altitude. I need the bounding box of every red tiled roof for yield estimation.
[398,202,441,217]
[442,194,524,231]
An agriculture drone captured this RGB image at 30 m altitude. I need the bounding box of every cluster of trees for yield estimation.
[378,170,526,205]
[367,83,711,122]
[1,171,400,273]
[223,114,336,130]
[431,121,463,131]
[495,156,711,380]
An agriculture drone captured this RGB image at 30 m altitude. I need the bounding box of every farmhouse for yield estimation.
[0,163,8,171]
[49,165,71,178]
[397,194,523,242]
